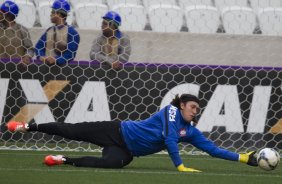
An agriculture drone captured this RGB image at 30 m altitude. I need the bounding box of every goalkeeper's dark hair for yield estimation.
[171,94,200,125]
[170,94,200,109]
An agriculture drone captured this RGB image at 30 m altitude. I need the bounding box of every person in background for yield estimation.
[90,11,131,69]
[35,0,80,65]
[0,0,34,65]
[7,94,257,171]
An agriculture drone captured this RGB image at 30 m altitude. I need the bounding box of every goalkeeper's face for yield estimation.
[180,101,200,122]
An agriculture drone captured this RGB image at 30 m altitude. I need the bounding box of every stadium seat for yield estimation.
[75,3,108,30]
[16,0,36,28]
[112,4,146,31]
[179,0,214,10]
[148,4,183,33]
[214,0,249,11]
[249,0,282,12]
[38,1,74,28]
[107,0,141,10]
[143,0,177,9]
[221,6,256,35]
[185,5,220,34]
[258,7,282,36]
[69,0,104,7]
[33,0,52,6]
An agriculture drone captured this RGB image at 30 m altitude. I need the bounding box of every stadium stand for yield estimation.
[185,5,220,34]
[221,6,256,35]
[16,0,282,35]
[258,7,282,36]
[5,0,278,37]
[74,2,108,30]
[112,4,147,31]
[148,4,183,33]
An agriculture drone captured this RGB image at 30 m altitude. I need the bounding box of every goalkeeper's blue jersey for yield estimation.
[121,104,239,167]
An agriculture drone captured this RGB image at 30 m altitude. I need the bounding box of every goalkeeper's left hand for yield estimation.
[177,164,202,172]
[239,151,258,166]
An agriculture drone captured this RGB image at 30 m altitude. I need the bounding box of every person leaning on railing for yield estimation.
[35,0,80,65]
[89,11,131,69]
[0,0,34,65]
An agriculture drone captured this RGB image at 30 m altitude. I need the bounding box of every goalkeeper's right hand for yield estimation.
[177,164,202,172]
[239,151,258,166]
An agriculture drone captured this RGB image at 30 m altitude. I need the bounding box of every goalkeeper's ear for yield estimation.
[239,151,258,167]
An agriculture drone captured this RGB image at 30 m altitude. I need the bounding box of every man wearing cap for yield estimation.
[0,0,34,65]
[35,0,80,65]
[90,11,131,69]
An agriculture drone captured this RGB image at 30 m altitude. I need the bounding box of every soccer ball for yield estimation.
[257,148,280,171]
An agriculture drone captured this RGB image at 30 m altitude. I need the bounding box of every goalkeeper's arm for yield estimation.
[172,150,257,172]
[189,127,258,166]
[166,140,201,172]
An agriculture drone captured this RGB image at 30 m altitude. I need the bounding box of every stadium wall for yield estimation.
[29,28,282,67]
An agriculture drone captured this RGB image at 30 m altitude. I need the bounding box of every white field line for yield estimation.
[0,167,281,178]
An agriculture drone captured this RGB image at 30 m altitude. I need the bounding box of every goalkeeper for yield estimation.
[7,94,258,172]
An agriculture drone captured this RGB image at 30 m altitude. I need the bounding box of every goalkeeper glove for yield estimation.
[177,164,202,172]
[239,151,258,166]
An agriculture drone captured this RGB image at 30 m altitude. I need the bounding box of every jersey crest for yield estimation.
[179,128,187,137]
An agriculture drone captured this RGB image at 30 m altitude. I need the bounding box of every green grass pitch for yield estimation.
[0,150,281,184]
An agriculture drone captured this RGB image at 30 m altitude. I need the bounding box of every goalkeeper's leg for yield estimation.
[45,146,133,168]
[7,121,125,147]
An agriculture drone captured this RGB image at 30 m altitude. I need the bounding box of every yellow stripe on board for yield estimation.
[43,80,70,101]
[10,104,46,123]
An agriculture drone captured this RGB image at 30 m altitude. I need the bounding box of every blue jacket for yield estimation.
[35,24,80,65]
[121,105,239,167]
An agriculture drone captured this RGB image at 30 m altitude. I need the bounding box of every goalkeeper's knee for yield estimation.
[239,151,258,166]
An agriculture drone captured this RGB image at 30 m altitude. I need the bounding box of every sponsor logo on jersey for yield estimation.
[169,105,177,121]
